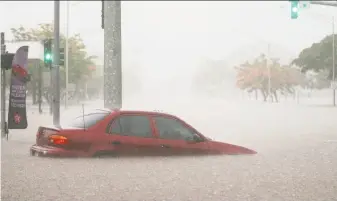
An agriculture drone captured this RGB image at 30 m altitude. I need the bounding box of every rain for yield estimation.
[1,1,337,201]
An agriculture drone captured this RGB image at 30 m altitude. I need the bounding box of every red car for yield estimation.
[30,109,257,157]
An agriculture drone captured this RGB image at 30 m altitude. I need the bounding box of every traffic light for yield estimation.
[43,39,52,64]
[290,1,299,19]
[1,52,15,70]
[59,48,65,66]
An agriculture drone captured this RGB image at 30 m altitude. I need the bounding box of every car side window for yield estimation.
[154,116,195,140]
[108,115,152,138]
[110,119,122,133]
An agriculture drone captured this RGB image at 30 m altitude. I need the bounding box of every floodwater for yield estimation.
[2,96,337,201]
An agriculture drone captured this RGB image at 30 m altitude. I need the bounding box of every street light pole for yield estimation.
[332,16,335,106]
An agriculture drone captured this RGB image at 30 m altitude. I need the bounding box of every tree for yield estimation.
[292,34,337,80]
[10,24,97,101]
[235,54,307,102]
[235,54,272,101]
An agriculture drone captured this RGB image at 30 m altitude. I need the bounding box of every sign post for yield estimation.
[1,32,7,138]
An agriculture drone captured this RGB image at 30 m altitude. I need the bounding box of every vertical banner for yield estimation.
[8,46,29,129]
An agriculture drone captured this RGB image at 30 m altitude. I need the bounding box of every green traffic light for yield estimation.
[291,1,299,19]
[45,53,52,61]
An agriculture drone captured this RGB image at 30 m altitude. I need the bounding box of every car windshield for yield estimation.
[67,112,110,128]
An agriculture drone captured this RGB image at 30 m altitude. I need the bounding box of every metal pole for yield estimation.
[65,1,69,109]
[310,1,337,7]
[333,16,335,106]
[49,62,53,115]
[53,1,60,125]
[38,62,42,114]
[267,43,271,102]
[104,1,122,109]
[302,1,336,105]
[1,32,7,138]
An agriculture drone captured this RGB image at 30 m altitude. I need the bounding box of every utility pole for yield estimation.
[53,1,61,125]
[103,1,122,109]
[1,32,7,138]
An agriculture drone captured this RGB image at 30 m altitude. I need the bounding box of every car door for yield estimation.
[106,114,158,156]
[152,115,210,156]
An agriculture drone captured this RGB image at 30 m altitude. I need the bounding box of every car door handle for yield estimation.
[111,141,121,145]
[161,144,170,148]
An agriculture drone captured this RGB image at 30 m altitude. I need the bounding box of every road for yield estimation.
[2,97,337,201]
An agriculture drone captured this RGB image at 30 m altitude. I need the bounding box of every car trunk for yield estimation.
[36,125,62,146]
[36,125,86,149]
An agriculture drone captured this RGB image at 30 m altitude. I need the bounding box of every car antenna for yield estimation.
[82,104,86,131]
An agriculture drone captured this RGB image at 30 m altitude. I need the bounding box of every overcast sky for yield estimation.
[0,1,336,80]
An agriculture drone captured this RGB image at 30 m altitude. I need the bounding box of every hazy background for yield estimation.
[1,1,335,97]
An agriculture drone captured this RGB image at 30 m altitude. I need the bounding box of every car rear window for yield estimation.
[67,113,110,128]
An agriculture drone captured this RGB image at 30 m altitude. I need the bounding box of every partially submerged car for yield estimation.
[30,109,257,157]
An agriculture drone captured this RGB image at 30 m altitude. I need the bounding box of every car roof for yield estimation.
[87,108,177,118]
[121,110,174,116]
[92,108,175,117]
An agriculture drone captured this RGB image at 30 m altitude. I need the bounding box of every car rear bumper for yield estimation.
[30,144,89,157]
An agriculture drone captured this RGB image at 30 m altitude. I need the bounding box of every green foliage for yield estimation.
[10,24,97,85]
[292,34,337,80]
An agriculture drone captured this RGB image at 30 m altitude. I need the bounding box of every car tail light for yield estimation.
[49,135,68,145]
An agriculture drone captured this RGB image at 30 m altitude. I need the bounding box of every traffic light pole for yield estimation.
[310,1,337,7]
[1,32,7,138]
[38,62,42,114]
[53,0,61,125]
[49,62,53,115]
